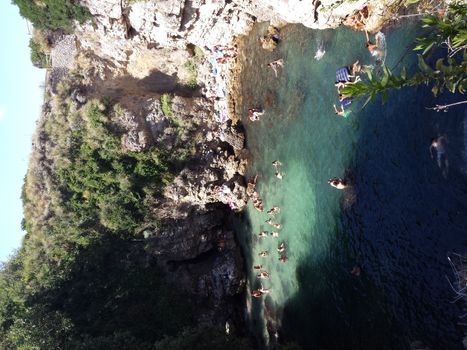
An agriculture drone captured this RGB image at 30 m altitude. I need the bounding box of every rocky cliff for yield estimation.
[34,0,403,331]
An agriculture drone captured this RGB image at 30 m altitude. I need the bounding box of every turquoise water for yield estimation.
[234,22,467,349]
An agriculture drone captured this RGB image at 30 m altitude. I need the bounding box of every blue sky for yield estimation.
[0,2,45,261]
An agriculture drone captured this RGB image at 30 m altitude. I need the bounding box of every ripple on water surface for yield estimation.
[234,21,467,349]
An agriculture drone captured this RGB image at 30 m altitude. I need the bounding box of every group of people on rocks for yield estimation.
[342,5,369,31]
[206,44,238,100]
[250,161,290,298]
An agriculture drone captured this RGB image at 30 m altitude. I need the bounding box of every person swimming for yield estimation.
[267,206,280,215]
[365,31,380,57]
[267,59,284,78]
[275,171,284,179]
[273,223,282,229]
[248,108,264,121]
[253,198,264,212]
[350,60,362,75]
[254,264,263,270]
[277,242,286,253]
[257,271,270,279]
[430,137,447,168]
[278,255,288,262]
[328,177,347,189]
[265,218,274,225]
[338,94,353,108]
[272,160,282,167]
[259,251,269,257]
[333,104,351,118]
[351,265,361,277]
[251,289,263,298]
[259,285,270,294]
[259,231,268,238]
[270,231,279,238]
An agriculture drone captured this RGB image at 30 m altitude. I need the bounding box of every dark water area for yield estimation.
[233,21,467,350]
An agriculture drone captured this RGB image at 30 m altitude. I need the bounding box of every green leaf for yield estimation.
[422,42,435,55]
[381,65,390,87]
[401,66,407,80]
[417,55,433,73]
[435,58,445,72]
[446,79,455,93]
[364,66,373,81]
[362,94,374,108]
[458,79,467,94]
[421,17,435,25]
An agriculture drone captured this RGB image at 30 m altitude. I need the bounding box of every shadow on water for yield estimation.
[281,72,467,350]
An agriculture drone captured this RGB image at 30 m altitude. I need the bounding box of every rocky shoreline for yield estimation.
[36,0,406,333]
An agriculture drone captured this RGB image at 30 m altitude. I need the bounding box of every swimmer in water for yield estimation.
[275,171,284,179]
[351,265,361,277]
[265,218,274,225]
[350,60,362,75]
[278,242,286,253]
[328,177,347,189]
[270,231,279,238]
[251,289,263,298]
[273,223,282,229]
[259,251,269,257]
[272,58,284,67]
[267,59,284,78]
[279,255,288,262]
[259,285,270,294]
[259,231,268,238]
[257,271,270,279]
[365,31,379,56]
[254,264,263,269]
[333,104,351,118]
[272,160,282,167]
[248,108,264,121]
[430,137,447,169]
[267,206,280,215]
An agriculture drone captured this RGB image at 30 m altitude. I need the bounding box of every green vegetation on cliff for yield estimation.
[29,38,50,68]
[0,86,200,348]
[13,0,90,31]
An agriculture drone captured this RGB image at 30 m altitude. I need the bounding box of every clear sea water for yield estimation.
[233,21,467,349]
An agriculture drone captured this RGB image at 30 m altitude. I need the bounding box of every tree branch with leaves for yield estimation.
[342,2,467,108]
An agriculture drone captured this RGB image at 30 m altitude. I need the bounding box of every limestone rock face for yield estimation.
[76,0,396,70]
